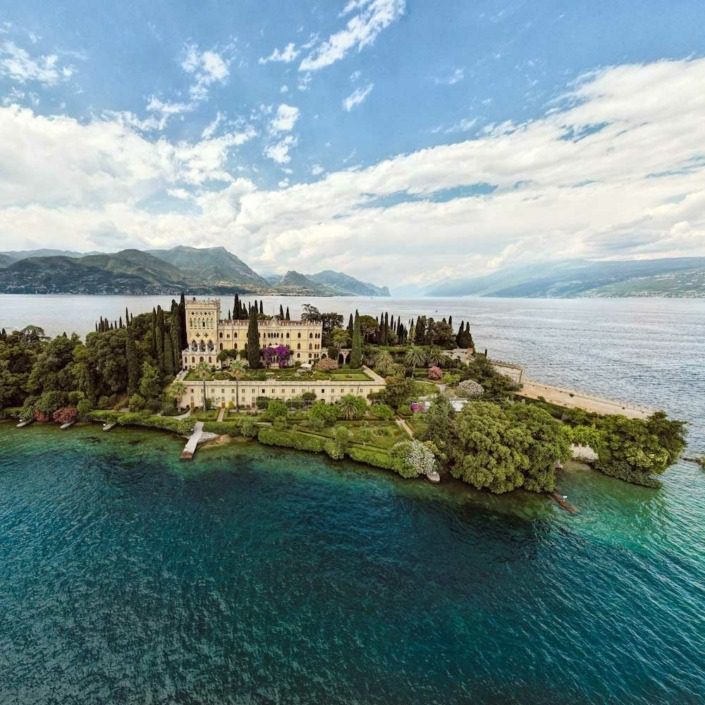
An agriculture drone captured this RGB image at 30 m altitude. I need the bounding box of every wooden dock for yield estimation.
[180,422,204,460]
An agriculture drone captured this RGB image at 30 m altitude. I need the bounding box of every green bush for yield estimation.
[347,445,395,470]
[257,427,326,453]
[203,419,243,436]
[240,417,259,438]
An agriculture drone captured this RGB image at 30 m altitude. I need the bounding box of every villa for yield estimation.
[178,297,386,409]
[181,297,324,370]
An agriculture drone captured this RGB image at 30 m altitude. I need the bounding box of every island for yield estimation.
[0,294,688,496]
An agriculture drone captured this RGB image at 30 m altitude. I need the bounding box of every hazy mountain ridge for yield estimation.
[308,270,390,297]
[0,247,390,297]
[426,258,705,298]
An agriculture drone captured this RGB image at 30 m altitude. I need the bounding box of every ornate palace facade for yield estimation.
[181,297,323,370]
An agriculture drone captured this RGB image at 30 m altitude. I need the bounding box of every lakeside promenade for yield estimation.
[520,380,654,419]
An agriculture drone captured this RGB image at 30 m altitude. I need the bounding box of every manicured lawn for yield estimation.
[184,366,372,382]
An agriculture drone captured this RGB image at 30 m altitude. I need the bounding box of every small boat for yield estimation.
[16,418,34,428]
[102,422,116,432]
[426,470,441,483]
[60,421,75,430]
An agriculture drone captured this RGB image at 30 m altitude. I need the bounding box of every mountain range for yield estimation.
[0,246,391,297]
[424,257,705,298]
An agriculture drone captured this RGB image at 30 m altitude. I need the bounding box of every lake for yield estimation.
[1,294,705,704]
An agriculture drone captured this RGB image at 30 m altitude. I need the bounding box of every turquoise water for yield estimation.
[2,423,704,704]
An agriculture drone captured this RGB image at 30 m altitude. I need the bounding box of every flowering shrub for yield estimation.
[52,407,78,424]
[428,366,443,380]
[262,345,291,367]
[391,440,437,478]
[317,357,339,371]
[457,379,484,398]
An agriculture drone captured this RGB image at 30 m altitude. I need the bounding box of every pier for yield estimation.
[180,422,204,460]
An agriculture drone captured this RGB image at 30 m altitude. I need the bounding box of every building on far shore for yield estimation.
[181,297,323,370]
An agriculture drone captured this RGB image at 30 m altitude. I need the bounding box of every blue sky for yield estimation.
[1,0,705,289]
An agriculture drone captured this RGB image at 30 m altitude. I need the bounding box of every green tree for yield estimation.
[336,394,367,420]
[230,359,247,411]
[139,361,162,403]
[350,312,362,368]
[126,324,140,396]
[422,395,454,463]
[265,399,288,421]
[404,346,427,375]
[247,307,261,369]
[373,350,395,376]
[308,400,339,429]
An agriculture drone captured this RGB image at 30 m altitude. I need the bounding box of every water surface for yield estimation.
[1,424,704,705]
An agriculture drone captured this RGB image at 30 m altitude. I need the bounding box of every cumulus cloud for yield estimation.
[269,103,300,133]
[0,40,74,85]
[259,42,299,64]
[299,0,405,71]
[342,83,373,111]
[181,43,229,101]
[2,57,705,287]
[264,135,297,164]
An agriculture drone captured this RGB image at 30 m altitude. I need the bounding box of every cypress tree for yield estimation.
[350,312,362,368]
[456,321,465,347]
[126,324,140,396]
[156,306,165,373]
[179,293,187,348]
[164,332,175,377]
[279,304,285,319]
[247,306,261,369]
[448,315,453,330]
[170,303,182,371]
[259,299,264,315]
[285,306,290,321]
[347,313,354,334]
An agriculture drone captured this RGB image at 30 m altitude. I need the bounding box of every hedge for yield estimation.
[347,444,395,471]
[257,427,326,453]
[203,419,244,436]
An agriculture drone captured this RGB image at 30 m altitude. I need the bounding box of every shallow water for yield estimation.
[1,424,704,705]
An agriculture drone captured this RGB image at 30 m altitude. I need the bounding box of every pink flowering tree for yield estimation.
[263,345,292,368]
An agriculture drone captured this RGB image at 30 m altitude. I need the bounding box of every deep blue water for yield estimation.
[1,425,705,705]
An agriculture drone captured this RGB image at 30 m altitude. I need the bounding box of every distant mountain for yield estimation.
[0,251,190,294]
[272,271,335,296]
[149,246,269,289]
[0,246,390,297]
[425,258,705,298]
[308,270,390,296]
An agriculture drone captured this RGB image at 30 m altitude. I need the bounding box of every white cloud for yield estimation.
[342,83,374,111]
[435,67,464,85]
[311,164,325,176]
[264,135,297,164]
[299,0,405,71]
[201,111,225,139]
[181,44,229,101]
[3,57,705,287]
[269,103,300,133]
[259,42,299,64]
[0,40,74,85]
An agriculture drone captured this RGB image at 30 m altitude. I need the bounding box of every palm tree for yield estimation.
[230,359,247,411]
[373,350,395,376]
[193,362,211,410]
[168,381,187,409]
[404,346,427,376]
[426,346,444,367]
[337,395,363,421]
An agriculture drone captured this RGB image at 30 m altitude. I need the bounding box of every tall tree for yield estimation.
[170,303,182,371]
[350,312,362,368]
[279,304,285,319]
[126,324,140,396]
[163,332,175,377]
[155,306,165,373]
[179,293,187,348]
[285,306,290,321]
[247,307,261,369]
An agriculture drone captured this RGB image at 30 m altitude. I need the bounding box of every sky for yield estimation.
[1,0,705,291]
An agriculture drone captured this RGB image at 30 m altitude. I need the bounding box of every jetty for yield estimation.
[550,492,578,514]
[16,418,34,428]
[180,422,204,460]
